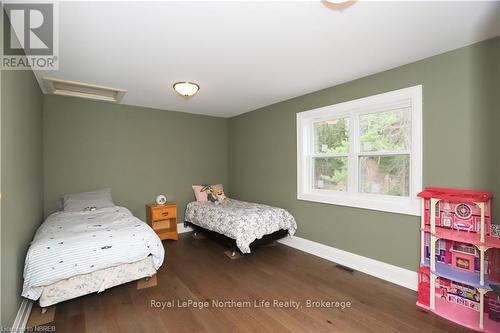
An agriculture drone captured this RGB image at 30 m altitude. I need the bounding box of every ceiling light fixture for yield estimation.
[322,0,356,10]
[173,81,200,97]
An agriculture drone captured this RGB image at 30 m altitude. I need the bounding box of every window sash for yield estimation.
[311,156,349,192]
[358,154,411,197]
[312,116,350,155]
[358,107,412,153]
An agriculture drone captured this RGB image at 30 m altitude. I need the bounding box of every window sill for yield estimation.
[297,191,421,216]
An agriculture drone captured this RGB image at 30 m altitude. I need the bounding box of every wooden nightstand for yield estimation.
[146,203,178,240]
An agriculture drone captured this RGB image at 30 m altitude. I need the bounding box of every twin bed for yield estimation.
[185,198,297,254]
[22,206,164,307]
[22,188,297,308]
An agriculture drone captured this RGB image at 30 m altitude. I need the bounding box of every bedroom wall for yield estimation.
[228,37,500,272]
[43,95,228,222]
[1,70,44,327]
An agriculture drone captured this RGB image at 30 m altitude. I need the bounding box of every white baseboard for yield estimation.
[11,298,33,331]
[278,235,418,291]
[177,223,193,234]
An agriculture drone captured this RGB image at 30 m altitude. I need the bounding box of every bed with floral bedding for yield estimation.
[184,199,297,253]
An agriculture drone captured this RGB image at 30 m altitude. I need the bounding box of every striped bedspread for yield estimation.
[22,206,164,300]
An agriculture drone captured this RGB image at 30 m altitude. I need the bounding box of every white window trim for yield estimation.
[297,85,422,216]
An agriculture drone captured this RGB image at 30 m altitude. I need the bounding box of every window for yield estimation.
[297,85,422,216]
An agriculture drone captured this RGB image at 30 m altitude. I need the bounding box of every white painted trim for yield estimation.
[298,192,420,216]
[297,85,423,216]
[278,235,418,291]
[177,223,193,234]
[11,299,33,332]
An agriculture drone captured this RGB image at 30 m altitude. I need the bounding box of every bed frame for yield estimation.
[184,221,288,257]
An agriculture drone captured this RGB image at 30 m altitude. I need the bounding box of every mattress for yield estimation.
[39,256,156,307]
[185,199,297,253]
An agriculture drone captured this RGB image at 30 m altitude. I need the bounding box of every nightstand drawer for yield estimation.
[151,206,176,221]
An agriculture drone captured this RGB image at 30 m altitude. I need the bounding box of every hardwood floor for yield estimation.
[48,233,474,332]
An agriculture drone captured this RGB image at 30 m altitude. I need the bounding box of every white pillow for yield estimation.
[63,188,115,212]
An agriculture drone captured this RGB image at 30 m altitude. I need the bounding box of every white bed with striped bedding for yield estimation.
[22,206,164,302]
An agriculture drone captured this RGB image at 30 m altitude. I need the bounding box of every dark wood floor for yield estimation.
[48,232,473,333]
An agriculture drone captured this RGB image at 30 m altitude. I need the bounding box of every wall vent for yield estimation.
[43,77,126,103]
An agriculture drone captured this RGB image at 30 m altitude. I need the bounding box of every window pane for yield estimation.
[314,117,349,154]
[314,157,348,191]
[359,155,410,196]
[359,108,410,152]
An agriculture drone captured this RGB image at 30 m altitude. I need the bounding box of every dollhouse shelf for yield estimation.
[421,225,500,248]
[485,236,500,248]
[423,258,492,290]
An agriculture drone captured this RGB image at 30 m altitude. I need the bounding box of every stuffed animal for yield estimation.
[212,187,226,204]
[201,185,226,204]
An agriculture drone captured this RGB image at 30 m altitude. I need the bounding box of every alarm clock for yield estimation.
[155,194,167,205]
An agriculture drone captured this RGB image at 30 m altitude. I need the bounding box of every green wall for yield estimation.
[1,70,44,327]
[43,95,228,222]
[228,37,500,272]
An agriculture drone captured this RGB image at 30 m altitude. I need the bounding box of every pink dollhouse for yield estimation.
[417,187,500,332]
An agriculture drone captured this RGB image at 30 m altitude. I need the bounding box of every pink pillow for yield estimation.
[192,184,223,202]
[192,185,208,201]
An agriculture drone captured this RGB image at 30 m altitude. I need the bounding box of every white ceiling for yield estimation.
[33,1,500,118]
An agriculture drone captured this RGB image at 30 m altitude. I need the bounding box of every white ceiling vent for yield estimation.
[43,77,126,103]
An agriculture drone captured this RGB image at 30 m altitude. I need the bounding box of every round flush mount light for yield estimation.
[173,81,200,97]
[322,0,356,10]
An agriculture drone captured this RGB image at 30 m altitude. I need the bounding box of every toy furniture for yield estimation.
[417,187,500,332]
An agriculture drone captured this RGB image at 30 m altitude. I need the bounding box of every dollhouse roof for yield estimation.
[418,187,493,203]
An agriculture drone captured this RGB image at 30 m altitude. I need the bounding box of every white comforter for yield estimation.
[22,206,164,300]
